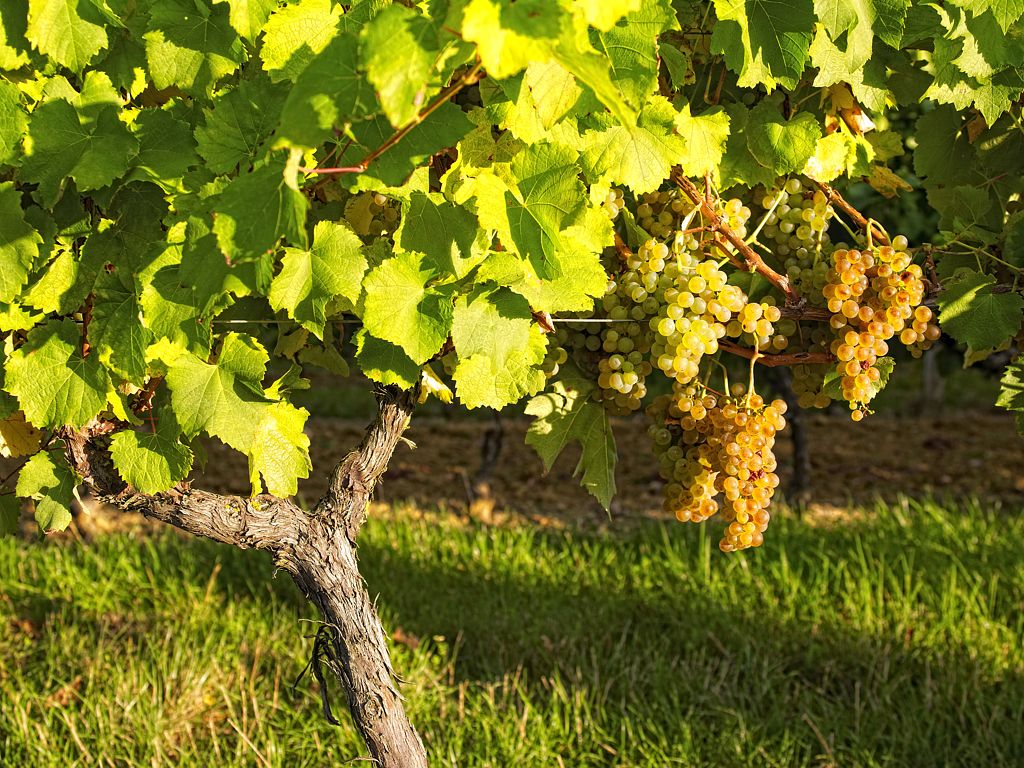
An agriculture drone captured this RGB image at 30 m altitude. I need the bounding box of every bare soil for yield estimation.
[190,409,1024,529]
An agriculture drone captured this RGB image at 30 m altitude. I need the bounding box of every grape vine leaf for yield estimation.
[475,245,607,313]
[4,318,110,428]
[361,4,440,127]
[330,102,474,188]
[461,0,562,79]
[0,3,31,71]
[949,0,1024,32]
[143,0,246,96]
[451,287,547,409]
[0,411,42,458]
[161,335,311,495]
[26,0,108,72]
[473,141,587,279]
[581,96,687,194]
[89,267,152,384]
[269,220,367,338]
[361,250,454,364]
[195,77,288,174]
[128,108,198,189]
[590,0,677,108]
[746,98,822,176]
[675,104,731,180]
[19,98,138,206]
[354,329,421,389]
[577,0,642,31]
[212,158,309,261]
[215,0,276,41]
[274,32,375,150]
[15,449,77,532]
[248,401,311,497]
[109,426,194,495]
[397,192,486,278]
[259,0,342,82]
[0,183,43,304]
[525,374,616,509]
[0,81,27,165]
[710,0,814,90]
[938,270,1024,350]
[996,360,1024,411]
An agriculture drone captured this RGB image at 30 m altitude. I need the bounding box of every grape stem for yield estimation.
[719,340,833,367]
[811,182,891,246]
[670,170,801,307]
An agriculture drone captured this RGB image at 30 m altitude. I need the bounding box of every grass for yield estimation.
[1,499,1022,767]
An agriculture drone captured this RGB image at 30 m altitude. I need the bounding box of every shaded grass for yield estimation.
[0,499,1022,767]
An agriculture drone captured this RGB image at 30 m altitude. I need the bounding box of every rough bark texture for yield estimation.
[63,385,427,768]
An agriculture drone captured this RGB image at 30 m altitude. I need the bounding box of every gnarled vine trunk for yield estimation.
[63,386,427,768]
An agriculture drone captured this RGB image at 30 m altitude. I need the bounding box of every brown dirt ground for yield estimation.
[7,409,1022,538]
[192,409,1024,529]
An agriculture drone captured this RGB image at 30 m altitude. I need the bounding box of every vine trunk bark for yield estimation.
[64,385,428,768]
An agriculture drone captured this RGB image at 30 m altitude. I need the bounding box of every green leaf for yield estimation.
[675,104,731,180]
[577,0,642,30]
[143,0,246,96]
[163,334,311,496]
[938,270,1023,350]
[928,184,1001,243]
[996,360,1024,410]
[354,329,421,389]
[813,0,908,51]
[260,0,342,82]
[89,267,152,384]
[461,0,563,78]
[581,96,686,194]
[212,158,309,262]
[16,449,77,532]
[397,192,485,278]
[269,220,367,337]
[913,106,980,185]
[746,98,822,176]
[4,319,110,428]
[525,375,616,509]
[710,0,814,90]
[0,81,27,165]
[214,0,276,41]
[474,141,587,279]
[476,247,608,313]
[949,0,1024,33]
[590,0,678,108]
[451,287,547,409]
[361,250,453,364]
[195,76,288,174]
[26,0,108,71]
[248,401,311,496]
[19,98,138,206]
[109,427,194,494]
[0,182,42,304]
[0,3,31,70]
[331,102,474,187]
[274,32,374,149]
[0,495,18,537]
[361,4,440,127]
[128,108,198,189]
[718,103,776,189]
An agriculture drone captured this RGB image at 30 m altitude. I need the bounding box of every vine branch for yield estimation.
[718,340,833,367]
[812,181,891,247]
[670,169,801,307]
